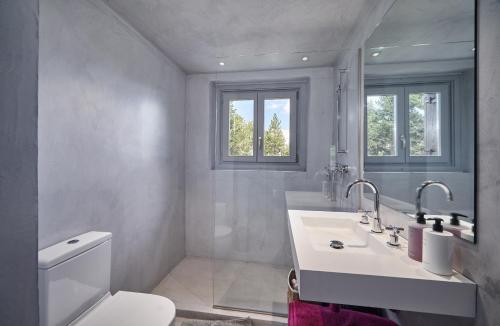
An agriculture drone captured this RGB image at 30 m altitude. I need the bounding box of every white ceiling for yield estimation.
[365,0,475,70]
[104,0,378,73]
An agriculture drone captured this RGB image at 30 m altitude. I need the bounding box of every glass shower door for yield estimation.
[210,59,339,316]
[212,162,291,316]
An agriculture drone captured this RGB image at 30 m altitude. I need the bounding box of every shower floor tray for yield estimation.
[153,257,288,325]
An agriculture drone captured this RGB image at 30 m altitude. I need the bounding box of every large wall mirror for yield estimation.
[363,0,476,243]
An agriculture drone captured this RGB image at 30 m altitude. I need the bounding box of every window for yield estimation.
[365,81,452,170]
[213,80,308,170]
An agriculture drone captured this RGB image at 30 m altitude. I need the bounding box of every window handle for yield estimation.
[258,136,263,150]
[400,134,406,149]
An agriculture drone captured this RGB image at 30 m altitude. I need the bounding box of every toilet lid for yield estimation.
[73,291,176,326]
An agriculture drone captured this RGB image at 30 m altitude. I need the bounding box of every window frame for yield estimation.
[212,79,309,171]
[404,83,451,165]
[364,75,459,172]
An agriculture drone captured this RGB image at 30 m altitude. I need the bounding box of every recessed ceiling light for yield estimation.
[301,56,309,62]
[370,45,399,50]
[371,52,381,57]
[219,62,225,66]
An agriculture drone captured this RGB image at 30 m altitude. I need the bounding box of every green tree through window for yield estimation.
[409,94,425,155]
[367,95,396,156]
[264,113,289,156]
[367,93,439,157]
[229,102,253,156]
[366,83,449,167]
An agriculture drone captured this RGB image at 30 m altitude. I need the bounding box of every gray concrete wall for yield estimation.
[0,0,39,325]
[465,2,500,323]
[38,0,187,293]
[185,68,335,265]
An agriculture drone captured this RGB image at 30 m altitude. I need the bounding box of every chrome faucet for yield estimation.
[346,179,383,233]
[415,181,453,219]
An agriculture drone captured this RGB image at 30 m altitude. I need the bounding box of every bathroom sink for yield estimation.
[300,215,390,255]
[288,210,476,318]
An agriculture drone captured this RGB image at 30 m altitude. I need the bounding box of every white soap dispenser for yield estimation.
[422,218,454,276]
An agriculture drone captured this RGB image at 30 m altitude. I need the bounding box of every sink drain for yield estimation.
[330,240,344,249]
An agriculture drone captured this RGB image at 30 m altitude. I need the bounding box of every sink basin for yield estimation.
[288,210,476,318]
[300,215,390,255]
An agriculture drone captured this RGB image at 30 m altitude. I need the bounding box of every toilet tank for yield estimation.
[38,232,112,326]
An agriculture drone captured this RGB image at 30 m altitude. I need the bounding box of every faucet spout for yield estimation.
[415,180,454,218]
[346,179,382,233]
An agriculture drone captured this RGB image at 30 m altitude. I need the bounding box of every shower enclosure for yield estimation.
[209,59,341,316]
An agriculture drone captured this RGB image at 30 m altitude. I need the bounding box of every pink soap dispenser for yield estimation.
[408,212,428,261]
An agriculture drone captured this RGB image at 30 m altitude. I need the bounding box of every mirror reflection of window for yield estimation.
[366,94,398,157]
[362,0,476,243]
[365,83,451,167]
[409,92,442,157]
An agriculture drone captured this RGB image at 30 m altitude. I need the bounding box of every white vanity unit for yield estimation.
[287,210,477,317]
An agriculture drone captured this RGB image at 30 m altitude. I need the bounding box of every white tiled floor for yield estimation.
[153,257,288,325]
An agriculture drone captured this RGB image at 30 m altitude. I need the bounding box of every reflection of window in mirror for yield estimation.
[408,91,442,157]
[364,78,456,171]
[362,0,476,244]
[366,93,398,158]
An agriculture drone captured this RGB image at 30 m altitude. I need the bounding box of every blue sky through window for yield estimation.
[232,99,290,130]
[231,100,254,123]
[264,99,290,130]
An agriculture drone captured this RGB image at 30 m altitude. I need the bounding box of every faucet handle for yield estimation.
[385,225,404,247]
[385,225,404,232]
[357,210,371,224]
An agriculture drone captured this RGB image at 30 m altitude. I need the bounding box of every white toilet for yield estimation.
[38,231,176,326]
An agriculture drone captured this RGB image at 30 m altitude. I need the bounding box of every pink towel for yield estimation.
[288,301,397,326]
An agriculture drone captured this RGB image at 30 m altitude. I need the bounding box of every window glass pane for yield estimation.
[409,92,441,156]
[366,95,398,156]
[263,98,290,157]
[228,99,254,156]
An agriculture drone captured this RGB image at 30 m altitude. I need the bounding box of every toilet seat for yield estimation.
[72,291,176,326]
